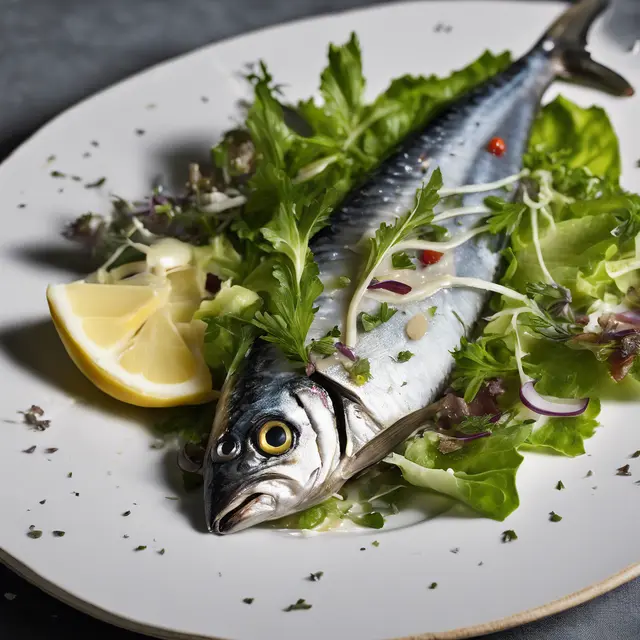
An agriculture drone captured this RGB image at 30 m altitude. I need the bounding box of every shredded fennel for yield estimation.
[438,169,528,197]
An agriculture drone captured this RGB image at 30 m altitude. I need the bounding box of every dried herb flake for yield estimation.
[27,530,42,539]
[549,511,562,523]
[134,545,147,552]
[617,464,632,476]
[428,582,438,589]
[308,571,324,582]
[243,597,254,604]
[52,530,66,537]
[85,177,106,189]
[23,445,36,454]
[284,598,312,612]
[501,530,517,543]
[555,480,565,490]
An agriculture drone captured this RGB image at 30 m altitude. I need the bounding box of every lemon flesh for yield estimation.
[47,266,214,408]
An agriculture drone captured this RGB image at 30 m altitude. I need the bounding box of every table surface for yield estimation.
[0,0,638,638]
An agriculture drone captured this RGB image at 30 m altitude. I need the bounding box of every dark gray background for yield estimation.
[0,0,638,638]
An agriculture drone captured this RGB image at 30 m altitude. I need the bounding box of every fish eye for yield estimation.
[215,436,240,461]
[256,421,293,456]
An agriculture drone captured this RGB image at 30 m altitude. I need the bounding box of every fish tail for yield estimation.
[536,0,634,96]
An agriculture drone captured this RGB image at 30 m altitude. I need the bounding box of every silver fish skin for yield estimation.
[203,0,633,534]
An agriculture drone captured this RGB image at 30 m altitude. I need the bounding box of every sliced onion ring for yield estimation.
[519,380,589,417]
[367,279,412,295]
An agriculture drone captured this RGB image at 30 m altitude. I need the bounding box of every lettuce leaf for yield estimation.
[195,284,262,382]
[509,214,619,308]
[527,95,621,181]
[387,423,532,520]
[525,398,601,457]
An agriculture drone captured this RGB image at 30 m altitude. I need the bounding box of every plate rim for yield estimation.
[2,548,638,640]
[1,0,638,638]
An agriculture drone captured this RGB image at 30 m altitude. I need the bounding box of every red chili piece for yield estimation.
[487,137,506,157]
[421,250,444,266]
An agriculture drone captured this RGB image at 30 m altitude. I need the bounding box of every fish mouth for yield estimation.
[209,492,277,535]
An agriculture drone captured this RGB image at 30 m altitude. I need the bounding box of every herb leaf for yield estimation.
[396,350,414,363]
[360,302,397,332]
[349,357,372,386]
[391,251,416,270]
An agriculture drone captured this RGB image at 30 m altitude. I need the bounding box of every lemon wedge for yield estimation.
[47,265,215,408]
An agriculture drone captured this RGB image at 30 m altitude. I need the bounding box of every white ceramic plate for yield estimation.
[1,2,639,639]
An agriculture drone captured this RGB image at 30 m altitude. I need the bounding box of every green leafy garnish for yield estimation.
[388,422,531,521]
[451,337,518,402]
[549,511,562,522]
[526,399,600,457]
[396,351,414,363]
[360,302,397,332]
[485,196,526,234]
[391,251,416,270]
[556,480,565,490]
[350,512,385,529]
[337,276,352,288]
[349,358,372,386]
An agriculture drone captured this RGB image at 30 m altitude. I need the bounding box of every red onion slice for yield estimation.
[519,380,589,417]
[367,279,412,295]
[615,310,640,326]
[335,342,356,361]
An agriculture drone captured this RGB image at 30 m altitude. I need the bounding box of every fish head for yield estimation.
[204,344,341,534]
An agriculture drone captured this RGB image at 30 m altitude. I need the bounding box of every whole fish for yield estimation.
[201,0,632,533]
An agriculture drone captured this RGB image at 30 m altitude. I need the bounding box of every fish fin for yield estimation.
[538,0,633,96]
[340,404,437,478]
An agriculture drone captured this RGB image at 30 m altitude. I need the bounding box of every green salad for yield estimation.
[66,34,640,529]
